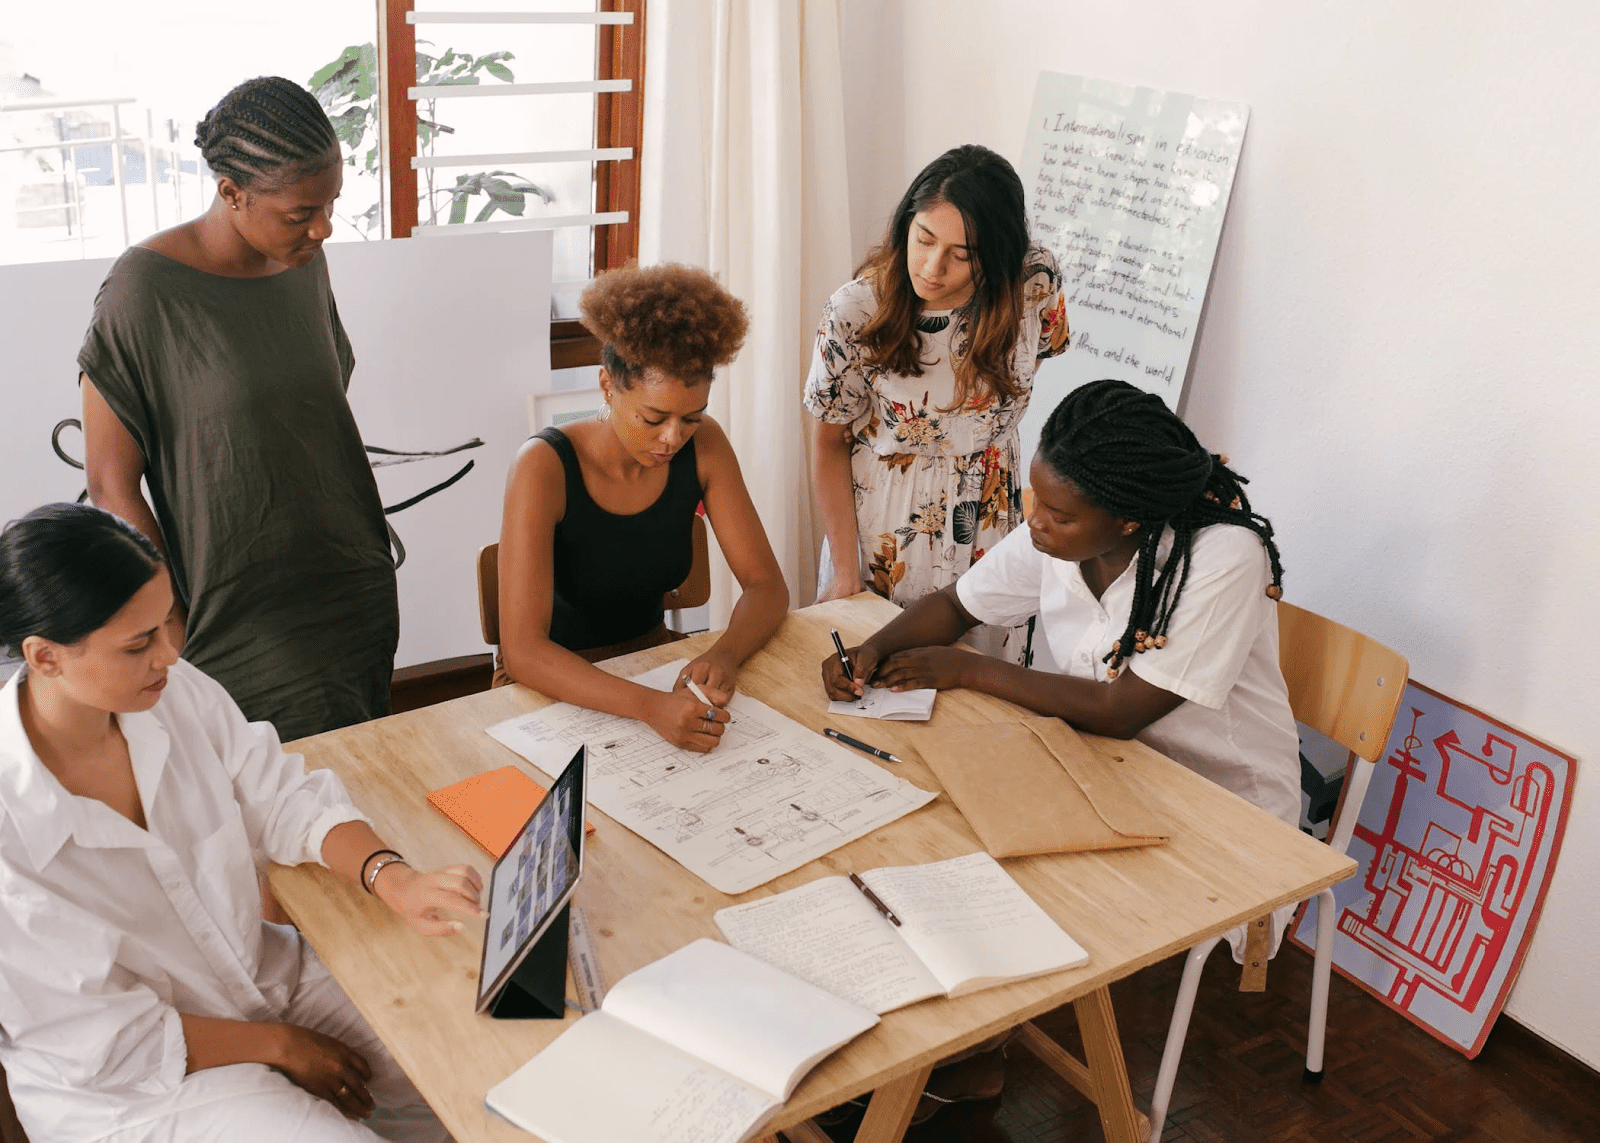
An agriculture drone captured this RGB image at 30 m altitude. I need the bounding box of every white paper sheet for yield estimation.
[827,685,936,722]
[486,661,937,893]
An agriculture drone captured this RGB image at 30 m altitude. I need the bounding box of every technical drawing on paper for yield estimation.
[486,661,936,894]
[1289,681,1573,1057]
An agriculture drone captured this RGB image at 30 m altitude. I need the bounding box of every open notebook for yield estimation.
[715,852,1088,1014]
[485,939,877,1143]
[826,684,936,721]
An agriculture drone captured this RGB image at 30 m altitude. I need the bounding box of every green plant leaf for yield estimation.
[484,61,515,82]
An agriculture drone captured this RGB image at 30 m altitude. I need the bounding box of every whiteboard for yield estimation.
[0,230,551,670]
[1015,73,1248,465]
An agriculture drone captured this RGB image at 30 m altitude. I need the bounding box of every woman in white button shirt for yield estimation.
[823,377,1300,828]
[823,378,1301,1121]
[0,503,484,1142]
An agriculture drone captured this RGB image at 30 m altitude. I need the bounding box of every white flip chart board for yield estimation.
[1015,73,1248,465]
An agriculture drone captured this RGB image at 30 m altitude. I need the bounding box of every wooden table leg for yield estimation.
[1074,986,1144,1143]
[855,1063,934,1143]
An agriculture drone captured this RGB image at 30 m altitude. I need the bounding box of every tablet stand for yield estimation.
[485,904,570,1020]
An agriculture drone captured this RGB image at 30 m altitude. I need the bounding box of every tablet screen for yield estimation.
[476,747,587,1011]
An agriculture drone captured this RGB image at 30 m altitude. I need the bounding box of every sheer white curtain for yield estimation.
[639,0,854,620]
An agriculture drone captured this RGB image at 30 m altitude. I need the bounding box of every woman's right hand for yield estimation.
[273,1023,375,1120]
[821,642,883,700]
[646,688,730,752]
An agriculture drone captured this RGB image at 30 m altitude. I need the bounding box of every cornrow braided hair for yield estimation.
[1038,378,1284,679]
[194,76,339,191]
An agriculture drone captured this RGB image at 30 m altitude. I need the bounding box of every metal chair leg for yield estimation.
[1147,935,1223,1143]
[1304,886,1337,1080]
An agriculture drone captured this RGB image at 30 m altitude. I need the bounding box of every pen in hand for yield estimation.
[848,871,901,927]
[829,628,855,683]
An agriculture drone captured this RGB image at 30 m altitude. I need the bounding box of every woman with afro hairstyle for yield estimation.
[496,263,788,752]
[824,378,1300,825]
[805,145,1068,663]
[78,76,397,743]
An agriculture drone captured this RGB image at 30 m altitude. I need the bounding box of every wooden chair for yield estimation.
[477,513,711,646]
[1135,600,1408,1141]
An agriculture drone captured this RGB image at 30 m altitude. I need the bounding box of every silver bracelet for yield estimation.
[365,853,409,894]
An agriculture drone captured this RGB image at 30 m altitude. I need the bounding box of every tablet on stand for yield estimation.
[474,746,588,1019]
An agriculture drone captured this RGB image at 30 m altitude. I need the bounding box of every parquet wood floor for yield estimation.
[811,943,1600,1143]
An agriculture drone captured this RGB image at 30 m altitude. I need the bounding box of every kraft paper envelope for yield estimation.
[918,717,1169,857]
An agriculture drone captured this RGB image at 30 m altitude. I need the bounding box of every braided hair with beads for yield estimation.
[194,77,340,192]
[1037,379,1285,679]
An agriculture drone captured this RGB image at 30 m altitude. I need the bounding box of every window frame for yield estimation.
[377,0,646,370]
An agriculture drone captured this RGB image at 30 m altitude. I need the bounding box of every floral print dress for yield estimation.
[804,245,1069,658]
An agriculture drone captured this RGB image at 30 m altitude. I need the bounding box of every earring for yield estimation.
[597,399,612,422]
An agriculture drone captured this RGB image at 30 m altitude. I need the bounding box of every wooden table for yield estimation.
[271,596,1355,1143]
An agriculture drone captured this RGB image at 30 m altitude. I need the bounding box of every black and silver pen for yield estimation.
[823,727,902,765]
[829,628,854,680]
[848,871,902,926]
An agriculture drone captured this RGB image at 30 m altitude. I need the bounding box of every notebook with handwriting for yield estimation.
[428,765,592,858]
[484,938,877,1143]
[715,852,1088,1014]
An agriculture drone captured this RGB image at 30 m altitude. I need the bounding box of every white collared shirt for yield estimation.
[0,658,367,1141]
[957,523,1302,828]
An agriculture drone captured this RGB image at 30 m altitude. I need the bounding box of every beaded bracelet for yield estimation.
[359,848,404,895]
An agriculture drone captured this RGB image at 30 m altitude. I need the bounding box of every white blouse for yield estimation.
[956,522,1302,828]
[0,658,368,1141]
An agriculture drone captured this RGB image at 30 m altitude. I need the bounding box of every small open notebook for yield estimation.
[715,852,1088,1014]
[485,938,877,1143]
[826,684,936,721]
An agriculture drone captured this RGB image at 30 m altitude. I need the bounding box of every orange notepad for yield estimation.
[427,765,593,858]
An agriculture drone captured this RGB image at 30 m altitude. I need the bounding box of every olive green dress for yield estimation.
[78,246,398,741]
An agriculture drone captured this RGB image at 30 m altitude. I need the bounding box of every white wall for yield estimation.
[840,0,1600,1067]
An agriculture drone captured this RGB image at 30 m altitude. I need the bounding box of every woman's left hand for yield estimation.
[873,647,971,692]
[372,863,486,937]
[678,652,736,707]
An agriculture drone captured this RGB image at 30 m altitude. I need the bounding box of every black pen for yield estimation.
[829,628,855,681]
[848,871,902,926]
[823,727,903,765]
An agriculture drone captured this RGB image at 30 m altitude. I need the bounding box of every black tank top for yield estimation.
[537,427,701,652]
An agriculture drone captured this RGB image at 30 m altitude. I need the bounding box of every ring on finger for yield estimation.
[704,707,717,721]
[338,1084,350,1098]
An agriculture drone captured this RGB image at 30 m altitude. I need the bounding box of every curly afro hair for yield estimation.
[579,263,749,386]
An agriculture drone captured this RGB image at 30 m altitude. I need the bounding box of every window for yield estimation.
[0,2,382,266]
[376,0,645,362]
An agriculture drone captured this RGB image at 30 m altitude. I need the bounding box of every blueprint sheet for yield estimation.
[485,661,936,894]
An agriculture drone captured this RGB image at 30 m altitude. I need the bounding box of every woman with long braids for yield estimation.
[805,145,1069,659]
[0,503,475,1142]
[79,76,397,742]
[819,378,1301,1120]
[824,378,1299,826]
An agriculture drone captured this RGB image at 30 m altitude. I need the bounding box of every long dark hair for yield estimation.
[0,504,164,658]
[195,76,340,192]
[1037,380,1285,679]
[855,144,1030,410]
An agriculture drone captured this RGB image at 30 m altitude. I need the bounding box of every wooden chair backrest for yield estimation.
[1276,600,1408,763]
[477,542,501,646]
[477,514,711,647]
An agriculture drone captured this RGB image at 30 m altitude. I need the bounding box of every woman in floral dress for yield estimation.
[806,144,1069,659]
